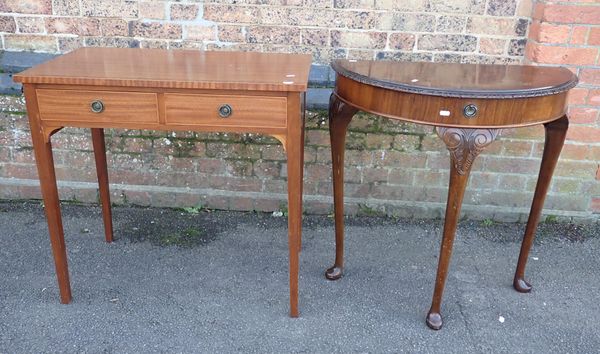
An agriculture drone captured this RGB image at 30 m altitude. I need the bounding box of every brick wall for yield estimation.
[0,0,598,221]
[0,0,530,62]
[524,0,600,217]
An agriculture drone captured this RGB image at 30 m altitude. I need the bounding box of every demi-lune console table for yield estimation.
[13,48,312,317]
[326,59,578,329]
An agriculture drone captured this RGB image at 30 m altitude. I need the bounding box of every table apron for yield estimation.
[334,75,568,129]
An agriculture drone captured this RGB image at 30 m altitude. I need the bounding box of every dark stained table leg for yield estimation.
[514,116,569,292]
[286,92,305,317]
[426,127,500,330]
[24,86,72,304]
[91,128,114,243]
[325,94,358,281]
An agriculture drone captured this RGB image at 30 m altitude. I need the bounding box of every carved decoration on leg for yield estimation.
[325,93,358,281]
[513,116,568,293]
[426,127,501,330]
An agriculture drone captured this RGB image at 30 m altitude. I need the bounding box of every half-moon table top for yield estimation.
[332,60,578,99]
[14,47,312,92]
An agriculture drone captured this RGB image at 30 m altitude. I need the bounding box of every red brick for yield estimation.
[568,88,589,105]
[580,69,600,85]
[559,144,589,161]
[590,90,600,106]
[502,141,533,157]
[570,26,588,45]
[554,160,598,179]
[504,125,545,140]
[484,157,540,174]
[542,4,600,25]
[526,42,598,65]
[568,107,599,124]
[529,21,570,43]
[590,27,600,46]
[209,176,262,192]
[532,2,545,20]
[566,126,600,143]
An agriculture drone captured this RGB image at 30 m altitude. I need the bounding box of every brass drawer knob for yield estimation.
[218,104,233,118]
[463,104,477,118]
[90,100,104,113]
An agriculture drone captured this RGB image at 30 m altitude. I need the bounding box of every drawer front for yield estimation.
[164,94,287,128]
[36,89,159,124]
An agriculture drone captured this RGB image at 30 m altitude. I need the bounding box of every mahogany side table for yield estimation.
[326,59,578,329]
[13,47,312,317]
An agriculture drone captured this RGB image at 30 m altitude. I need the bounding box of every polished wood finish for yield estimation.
[23,85,72,304]
[427,127,500,330]
[325,94,357,281]
[14,48,311,92]
[333,60,577,98]
[514,116,569,293]
[91,128,113,243]
[335,75,569,128]
[164,93,287,128]
[328,59,577,330]
[36,89,159,124]
[286,92,305,317]
[15,48,311,316]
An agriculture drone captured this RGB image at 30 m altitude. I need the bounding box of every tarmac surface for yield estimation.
[0,200,599,353]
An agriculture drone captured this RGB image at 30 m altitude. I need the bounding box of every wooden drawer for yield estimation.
[36,89,159,124]
[164,94,287,128]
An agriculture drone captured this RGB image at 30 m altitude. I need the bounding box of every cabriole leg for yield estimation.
[325,94,358,281]
[426,127,500,330]
[514,116,569,292]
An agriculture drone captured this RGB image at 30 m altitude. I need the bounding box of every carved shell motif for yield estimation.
[435,127,501,175]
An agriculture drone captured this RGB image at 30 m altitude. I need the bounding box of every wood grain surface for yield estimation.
[36,89,159,124]
[14,48,312,92]
[164,93,287,128]
[333,59,578,98]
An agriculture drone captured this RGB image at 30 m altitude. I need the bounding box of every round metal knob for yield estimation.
[463,104,478,118]
[218,104,233,118]
[90,100,104,113]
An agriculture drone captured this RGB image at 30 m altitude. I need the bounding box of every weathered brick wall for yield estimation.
[524,0,600,216]
[0,0,530,62]
[0,0,598,221]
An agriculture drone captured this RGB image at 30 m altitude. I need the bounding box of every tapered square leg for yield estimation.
[24,85,72,304]
[91,128,114,243]
[286,92,305,317]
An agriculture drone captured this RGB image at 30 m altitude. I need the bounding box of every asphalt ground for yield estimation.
[0,200,599,353]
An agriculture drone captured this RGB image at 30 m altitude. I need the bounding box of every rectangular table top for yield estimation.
[14,48,312,92]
